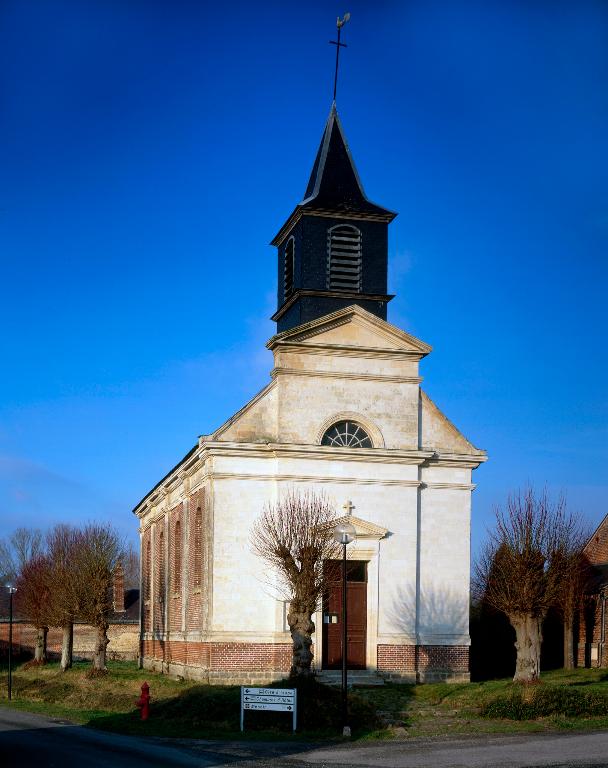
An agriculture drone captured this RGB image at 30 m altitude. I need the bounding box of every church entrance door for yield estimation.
[322,560,367,670]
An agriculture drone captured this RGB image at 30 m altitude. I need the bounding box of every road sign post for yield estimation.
[240,687,297,732]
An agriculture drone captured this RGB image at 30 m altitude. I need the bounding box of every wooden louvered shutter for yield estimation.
[327,225,362,290]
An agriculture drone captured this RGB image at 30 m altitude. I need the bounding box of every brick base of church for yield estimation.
[377,644,470,683]
[142,640,469,684]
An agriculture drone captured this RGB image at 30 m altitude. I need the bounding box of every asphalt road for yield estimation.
[2,707,608,768]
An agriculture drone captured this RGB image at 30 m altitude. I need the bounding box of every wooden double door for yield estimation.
[322,560,367,670]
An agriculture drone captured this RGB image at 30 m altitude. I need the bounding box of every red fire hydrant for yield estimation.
[136,681,151,720]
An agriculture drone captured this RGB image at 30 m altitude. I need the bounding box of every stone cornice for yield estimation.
[270,367,422,384]
[425,452,487,469]
[134,443,486,519]
[200,441,434,465]
[273,343,425,362]
[267,305,432,356]
[207,471,422,487]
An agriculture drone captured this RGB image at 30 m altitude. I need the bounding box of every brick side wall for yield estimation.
[154,522,165,634]
[142,528,152,632]
[0,622,139,660]
[169,503,183,633]
[187,489,205,632]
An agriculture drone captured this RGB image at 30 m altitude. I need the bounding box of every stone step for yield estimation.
[315,670,385,688]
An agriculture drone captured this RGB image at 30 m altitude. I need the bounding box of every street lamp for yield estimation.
[5,584,17,701]
[333,521,356,737]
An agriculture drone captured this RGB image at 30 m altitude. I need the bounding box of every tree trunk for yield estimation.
[92,623,109,671]
[60,622,74,671]
[287,606,315,677]
[509,612,543,682]
[34,626,48,663]
[563,610,575,670]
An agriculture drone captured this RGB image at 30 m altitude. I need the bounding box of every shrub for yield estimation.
[481,685,608,720]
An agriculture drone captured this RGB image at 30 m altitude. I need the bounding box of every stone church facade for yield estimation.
[134,104,486,684]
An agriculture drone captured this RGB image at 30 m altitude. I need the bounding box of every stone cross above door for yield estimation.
[343,500,355,514]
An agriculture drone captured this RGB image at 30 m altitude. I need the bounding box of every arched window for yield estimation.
[284,237,295,299]
[145,540,151,600]
[193,507,202,590]
[327,225,362,291]
[173,520,181,594]
[321,420,372,448]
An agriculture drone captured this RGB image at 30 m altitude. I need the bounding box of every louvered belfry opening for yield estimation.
[327,224,362,291]
[284,237,295,299]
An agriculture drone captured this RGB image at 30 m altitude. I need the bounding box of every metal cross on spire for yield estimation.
[330,13,351,103]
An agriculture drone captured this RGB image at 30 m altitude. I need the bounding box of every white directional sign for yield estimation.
[240,687,297,731]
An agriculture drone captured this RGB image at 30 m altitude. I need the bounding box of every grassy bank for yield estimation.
[1,661,608,740]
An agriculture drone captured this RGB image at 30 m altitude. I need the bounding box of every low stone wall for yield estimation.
[0,621,139,661]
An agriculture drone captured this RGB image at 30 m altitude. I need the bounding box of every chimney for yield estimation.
[113,563,125,612]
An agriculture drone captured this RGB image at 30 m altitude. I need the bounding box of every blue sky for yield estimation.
[1,1,606,554]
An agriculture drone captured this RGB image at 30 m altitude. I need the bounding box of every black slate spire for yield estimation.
[301,103,394,218]
[271,105,397,332]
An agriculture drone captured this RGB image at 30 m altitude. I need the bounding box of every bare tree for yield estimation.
[121,542,140,590]
[0,527,44,585]
[72,523,124,672]
[252,490,341,677]
[46,525,81,671]
[16,555,53,663]
[475,488,574,682]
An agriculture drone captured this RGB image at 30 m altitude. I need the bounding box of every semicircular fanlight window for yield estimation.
[321,420,372,448]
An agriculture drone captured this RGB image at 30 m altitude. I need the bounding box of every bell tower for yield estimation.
[271,103,397,332]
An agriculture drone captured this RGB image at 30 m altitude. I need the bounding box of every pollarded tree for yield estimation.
[46,524,81,671]
[72,523,124,672]
[252,490,341,677]
[16,554,53,663]
[475,488,575,682]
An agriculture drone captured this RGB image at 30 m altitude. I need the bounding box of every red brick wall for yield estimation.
[377,644,416,671]
[169,504,183,632]
[187,489,205,632]
[377,644,469,675]
[142,528,152,632]
[143,640,291,671]
[154,522,165,633]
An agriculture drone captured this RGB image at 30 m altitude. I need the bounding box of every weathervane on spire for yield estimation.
[330,13,350,103]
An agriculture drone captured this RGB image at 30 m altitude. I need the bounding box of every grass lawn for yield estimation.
[1,661,608,741]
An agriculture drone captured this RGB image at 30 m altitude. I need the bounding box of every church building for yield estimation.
[133,103,487,684]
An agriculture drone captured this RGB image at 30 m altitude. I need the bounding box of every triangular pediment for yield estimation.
[329,514,389,541]
[267,305,431,356]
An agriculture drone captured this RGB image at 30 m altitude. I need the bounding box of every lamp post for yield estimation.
[5,584,17,701]
[333,520,356,737]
